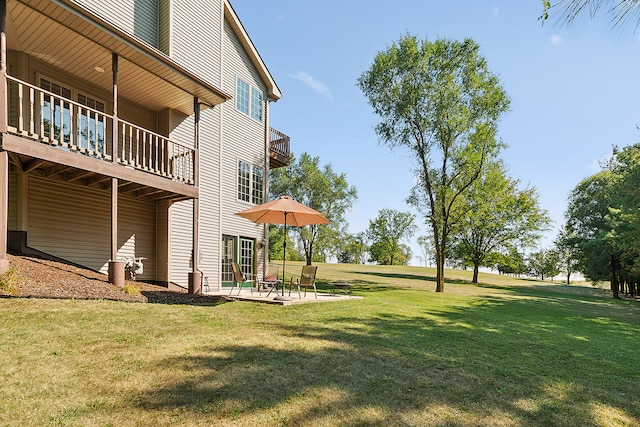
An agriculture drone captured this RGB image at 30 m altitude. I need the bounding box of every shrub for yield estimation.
[0,266,23,295]
[122,283,141,296]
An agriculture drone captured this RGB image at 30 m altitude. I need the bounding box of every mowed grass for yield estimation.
[1,262,639,426]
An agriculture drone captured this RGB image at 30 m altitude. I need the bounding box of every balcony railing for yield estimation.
[5,75,195,184]
[269,127,290,169]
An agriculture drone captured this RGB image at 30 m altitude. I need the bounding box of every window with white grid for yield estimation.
[236,78,249,115]
[252,166,263,204]
[240,238,255,278]
[238,160,250,202]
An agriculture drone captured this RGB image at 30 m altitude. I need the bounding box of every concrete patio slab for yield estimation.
[204,288,361,305]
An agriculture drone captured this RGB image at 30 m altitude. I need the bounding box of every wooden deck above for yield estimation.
[2,76,197,201]
[269,128,290,169]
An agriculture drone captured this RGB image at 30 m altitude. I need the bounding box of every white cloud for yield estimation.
[290,71,332,100]
[550,34,565,46]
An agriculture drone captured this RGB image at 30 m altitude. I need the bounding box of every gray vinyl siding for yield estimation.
[165,0,226,287]
[158,0,171,54]
[220,19,268,245]
[196,103,221,284]
[72,0,160,48]
[168,0,221,85]
[168,110,194,287]
[169,199,192,287]
[26,176,156,280]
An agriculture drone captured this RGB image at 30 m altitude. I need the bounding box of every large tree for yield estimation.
[605,144,640,296]
[565,170,621,298]
[270,152,357,265]
[564,145,640,298]
[447,161,550,283]
[358,35,510,292]
[367,209,417,265]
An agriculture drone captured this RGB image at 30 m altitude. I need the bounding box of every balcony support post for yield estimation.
[0,0,6,134]
[111,53,118,163]
[0,152,8,273]
[188,97,201,294]
[0,0,9,273]
[108,54,123,285]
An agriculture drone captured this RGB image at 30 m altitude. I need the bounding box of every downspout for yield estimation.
[189,97,201,294]
[263,98,269,280]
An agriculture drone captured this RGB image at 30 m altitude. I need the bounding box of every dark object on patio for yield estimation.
[289,265,318,299]
[331,281,352,295]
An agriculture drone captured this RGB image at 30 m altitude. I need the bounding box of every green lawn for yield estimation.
[1,262,638,426]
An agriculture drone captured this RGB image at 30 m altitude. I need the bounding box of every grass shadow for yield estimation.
[140,291,229,306]
[359,270,472,285]
[128,291,640,426]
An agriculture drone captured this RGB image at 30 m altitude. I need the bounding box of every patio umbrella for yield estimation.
[235,195,330,299]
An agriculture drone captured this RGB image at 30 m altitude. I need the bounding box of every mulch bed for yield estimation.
[0,254,226,305]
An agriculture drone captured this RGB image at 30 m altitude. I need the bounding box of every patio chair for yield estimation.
[230,262,258,296]
[262,263,281,297]
[289,265,318,299]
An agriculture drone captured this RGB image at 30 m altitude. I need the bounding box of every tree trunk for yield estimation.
[566,273,570,285]
[306,242,313,265]
[435,247,445,292]
[610,257,620,299]
[472,262,479,283]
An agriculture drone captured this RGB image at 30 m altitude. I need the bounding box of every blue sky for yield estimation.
[231,1,640,265]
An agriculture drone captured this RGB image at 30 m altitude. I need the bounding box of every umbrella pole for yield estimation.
[282,212,286,285]
[275,212,292,301]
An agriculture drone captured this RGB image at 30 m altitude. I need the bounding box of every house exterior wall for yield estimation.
[4,0,279,289]
[164,1,272,288]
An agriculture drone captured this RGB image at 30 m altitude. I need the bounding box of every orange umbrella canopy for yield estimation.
[235,195,330,226]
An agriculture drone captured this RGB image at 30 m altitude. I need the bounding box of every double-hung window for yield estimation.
[238,160,251,202]
[238,160,264,205]
[252,166,263,204]
[236,78,249,115]
[250,87,263,121]
[236,77,264,122]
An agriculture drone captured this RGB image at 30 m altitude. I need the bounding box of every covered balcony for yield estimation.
[4,75,198,200]
[1,0,231,202]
